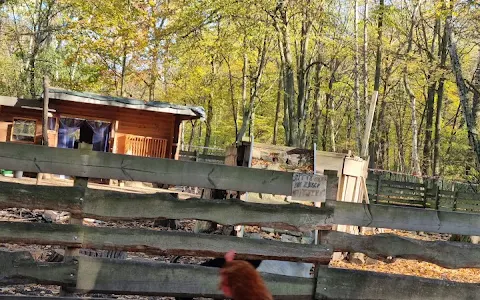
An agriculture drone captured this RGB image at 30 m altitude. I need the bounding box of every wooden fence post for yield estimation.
[375,173,381,204]
[423,179,430,208]
[60,142,89,296]
[435,182,440,210]
[36,76,50,185]
[453,190,458,212]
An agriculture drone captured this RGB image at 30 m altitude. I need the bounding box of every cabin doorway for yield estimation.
[57,117,111,152]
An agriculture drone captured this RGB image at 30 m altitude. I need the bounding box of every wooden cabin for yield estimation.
[0,88,205,160]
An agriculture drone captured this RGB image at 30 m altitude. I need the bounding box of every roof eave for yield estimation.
[48,91,199,118]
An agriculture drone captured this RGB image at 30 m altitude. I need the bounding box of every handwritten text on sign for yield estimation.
[291,173,327,202]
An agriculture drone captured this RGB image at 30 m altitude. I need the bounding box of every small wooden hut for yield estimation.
[0,88,205,160]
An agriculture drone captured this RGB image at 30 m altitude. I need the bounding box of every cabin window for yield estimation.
[11,118,36,143]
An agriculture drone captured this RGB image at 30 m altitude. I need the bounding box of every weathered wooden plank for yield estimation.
[376,186,425,197]
[377,179,425,188]
[0,222,332,263]
[328,200,480,236]
[455,203,480,211]
[320,231,480,269]
[375,197,425,205]
[3,181,480,236]
[0,182,82,213]
[315,266,480,299]
[0,297,109,300]
[0,142,301,195]
[198,154,226,161]
[84,192,332,231]
[0,250,76,286]
[179,150,196,156]
[0,181,332,231]
[457,192,480,201]
[71,256,315,299]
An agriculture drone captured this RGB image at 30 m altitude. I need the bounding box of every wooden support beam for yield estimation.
[36,76,50,184]
[61,143,90,296]
[0,297,110,300]
[328,200,480,236]
[0,142,304,195]
[3,250,479,300]
[320,231,480,269]
[316,266,480,299]
[0,222,332,263]
[0,250,76,286]
[0,250,314,299]
[2,180,480,236]
[72,256,315,299]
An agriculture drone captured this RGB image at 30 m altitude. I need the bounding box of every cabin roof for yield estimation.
[0,97,56,112]
[0,88,205,120]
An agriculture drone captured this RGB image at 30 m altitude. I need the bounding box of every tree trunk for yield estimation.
[311,58,322,148]
[447,15,480,169]
[204,57,216,154]
[42,76,49,146]
[354,0,362,153]
[187,120,196,152]
[422,82,436,175]
[296,6,312,148]
[236,34,268,143]
[273,67,282,145]
[29,53,36,98]
[274,2,298,146]
[277,36,290,144]
[241,37,248,121]
[433,20,448,176]
[226,59,238,138]
[203,95,213,154]
[404,75,422,175]
[402,0,421,175]
[330,97,336,152]
[324,68,336,152]
[394,118,405,173]
[365,0,383,165]
[120,42,128,97]
[363,0,369,117]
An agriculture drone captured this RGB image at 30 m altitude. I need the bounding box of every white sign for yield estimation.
[291,173,326,202]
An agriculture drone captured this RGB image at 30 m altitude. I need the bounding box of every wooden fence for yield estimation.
[1,142,480,299]
[179,150,226,164]
[366,170,480,212]
[125,135,168,158]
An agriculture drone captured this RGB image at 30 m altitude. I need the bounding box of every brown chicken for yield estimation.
[219,250,273,300]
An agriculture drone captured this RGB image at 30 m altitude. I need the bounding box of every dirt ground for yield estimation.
[1,175,479,299]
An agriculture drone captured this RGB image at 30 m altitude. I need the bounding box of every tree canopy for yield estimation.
[0,0,479,181]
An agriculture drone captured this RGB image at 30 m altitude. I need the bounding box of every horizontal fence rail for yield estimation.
[1,250,479,300]
[316,267,480,300]
[0,142,302,195]
[0,250,314,300]
[1,181,480,235]
[179,150,226,163]
[0,222,332,263]
[320,231,480,269]
[1,220,479,269]
[366,171,480,212]
[0,297,110,300]
[2,142,480,300]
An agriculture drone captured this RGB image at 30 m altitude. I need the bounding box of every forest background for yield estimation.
[0,0,479,181]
